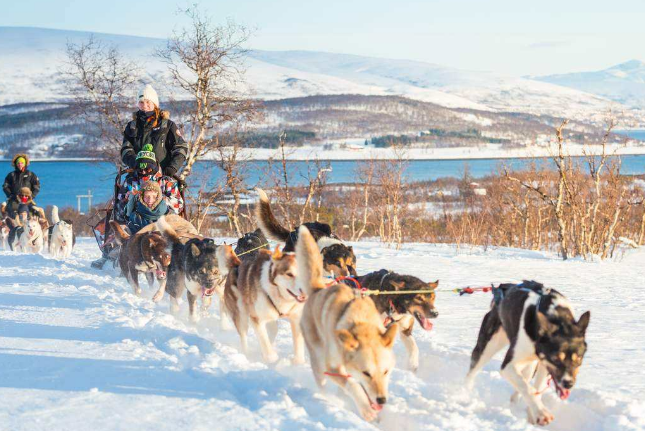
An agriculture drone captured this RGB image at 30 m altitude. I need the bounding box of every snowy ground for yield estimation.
[0,239,644,431]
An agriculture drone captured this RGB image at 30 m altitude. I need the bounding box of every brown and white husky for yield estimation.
[296,226,398,422]
[223,246,306,364]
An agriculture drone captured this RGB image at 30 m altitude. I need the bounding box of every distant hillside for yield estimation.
[0,26,628,122]
[0,95,631,159]
[532,60,645,108]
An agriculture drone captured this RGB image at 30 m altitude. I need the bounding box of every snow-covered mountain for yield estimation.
[0,27,622,119]
[533,60,645,108]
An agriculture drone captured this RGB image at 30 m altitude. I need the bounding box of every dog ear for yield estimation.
[536,311,557,336]
[427,280,439,289]
[228,246,242,266]
[577,311,590,336]
[381,323,398,348]
[336,329,359,351]
[389,280,405,290]
[190,243,201,257]
[271,245,283,260]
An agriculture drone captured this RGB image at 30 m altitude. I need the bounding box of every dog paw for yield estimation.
[528,407,554,426]
[408,361,419,373]
[359,406,379,422]
[265,351,279,364]
[510,391,520,403]
[152,291,164,303]
[292,356,306,366]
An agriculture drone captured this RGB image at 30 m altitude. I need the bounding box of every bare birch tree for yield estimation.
[156,6,259,180]
[62,36,140,163]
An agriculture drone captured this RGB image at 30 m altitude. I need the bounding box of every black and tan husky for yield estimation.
[256,189,357,277]
[356,269,439,371]
[465,280,590,426]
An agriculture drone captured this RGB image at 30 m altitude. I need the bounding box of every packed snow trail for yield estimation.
[0,239,644,431]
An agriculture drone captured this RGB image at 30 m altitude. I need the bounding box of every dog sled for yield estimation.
[88,168,189,268]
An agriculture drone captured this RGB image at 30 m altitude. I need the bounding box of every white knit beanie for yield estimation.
[138,84,160,108]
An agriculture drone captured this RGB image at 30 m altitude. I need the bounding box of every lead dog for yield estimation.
[356,269,439,371]
[465,281,590,426]
[48,206,75,258]
[256,189,357,277]
[223,246,306,363]
[297,226,398,422]
[165,237,239,322]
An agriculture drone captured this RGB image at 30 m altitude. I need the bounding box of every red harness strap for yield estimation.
[458,286,492,295]
[324,371,352,379]
[534,375,553,395]
[326,276,365,291]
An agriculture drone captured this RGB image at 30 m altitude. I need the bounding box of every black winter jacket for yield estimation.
[121,110,188,173]
[3,154,40,200]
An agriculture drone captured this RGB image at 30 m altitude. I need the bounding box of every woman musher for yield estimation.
[91,85,188,269]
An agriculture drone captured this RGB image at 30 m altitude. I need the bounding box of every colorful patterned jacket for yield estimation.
[116,170,183,219]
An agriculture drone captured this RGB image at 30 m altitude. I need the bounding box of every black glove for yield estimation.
[123,153,137,169]
[164,166,177,177]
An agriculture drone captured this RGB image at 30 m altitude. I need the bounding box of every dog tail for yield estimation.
[109,221,130,245]
[217,244,241,277]
[51,205,60,224]
[154,216,181,244]
[255,188,291,242]
[295,226,325,295]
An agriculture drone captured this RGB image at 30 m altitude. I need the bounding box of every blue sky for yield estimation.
[1,0,643,76]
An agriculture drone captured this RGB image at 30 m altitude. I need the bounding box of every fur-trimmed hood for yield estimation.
[139,180,164,209]
[12,153,29,168]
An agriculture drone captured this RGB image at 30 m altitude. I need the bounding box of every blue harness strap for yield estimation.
[492,282,550,309]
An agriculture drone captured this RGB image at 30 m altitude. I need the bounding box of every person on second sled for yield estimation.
[116,145,184,218]
[124,181,168,234]
[120,84,188,178]
[2,154,41,219]
[8,187,46,220]
[91,147,185,269]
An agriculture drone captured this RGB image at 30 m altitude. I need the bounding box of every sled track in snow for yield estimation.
[0,239,643,431]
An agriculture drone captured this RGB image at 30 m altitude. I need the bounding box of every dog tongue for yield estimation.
[420,317,433,331]
[558,387,571,400]
[370,402,383,412]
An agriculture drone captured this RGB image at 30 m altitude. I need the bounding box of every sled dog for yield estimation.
[110,219,178,298]
[234,228,270,262]
[165,236,239,322]
[213,229,271,330]
[356,269,439,371]
[297,226,398,422]
[48,206,75,258]
[7,214,43,253]
[0,218,9,249]
[465,281,590,426]
[256,189,357,277]
[223,245,305,363]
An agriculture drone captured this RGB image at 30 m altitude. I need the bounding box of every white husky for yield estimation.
[48,206,75,258]
[0,218,9,250]
[10,214,44,253]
